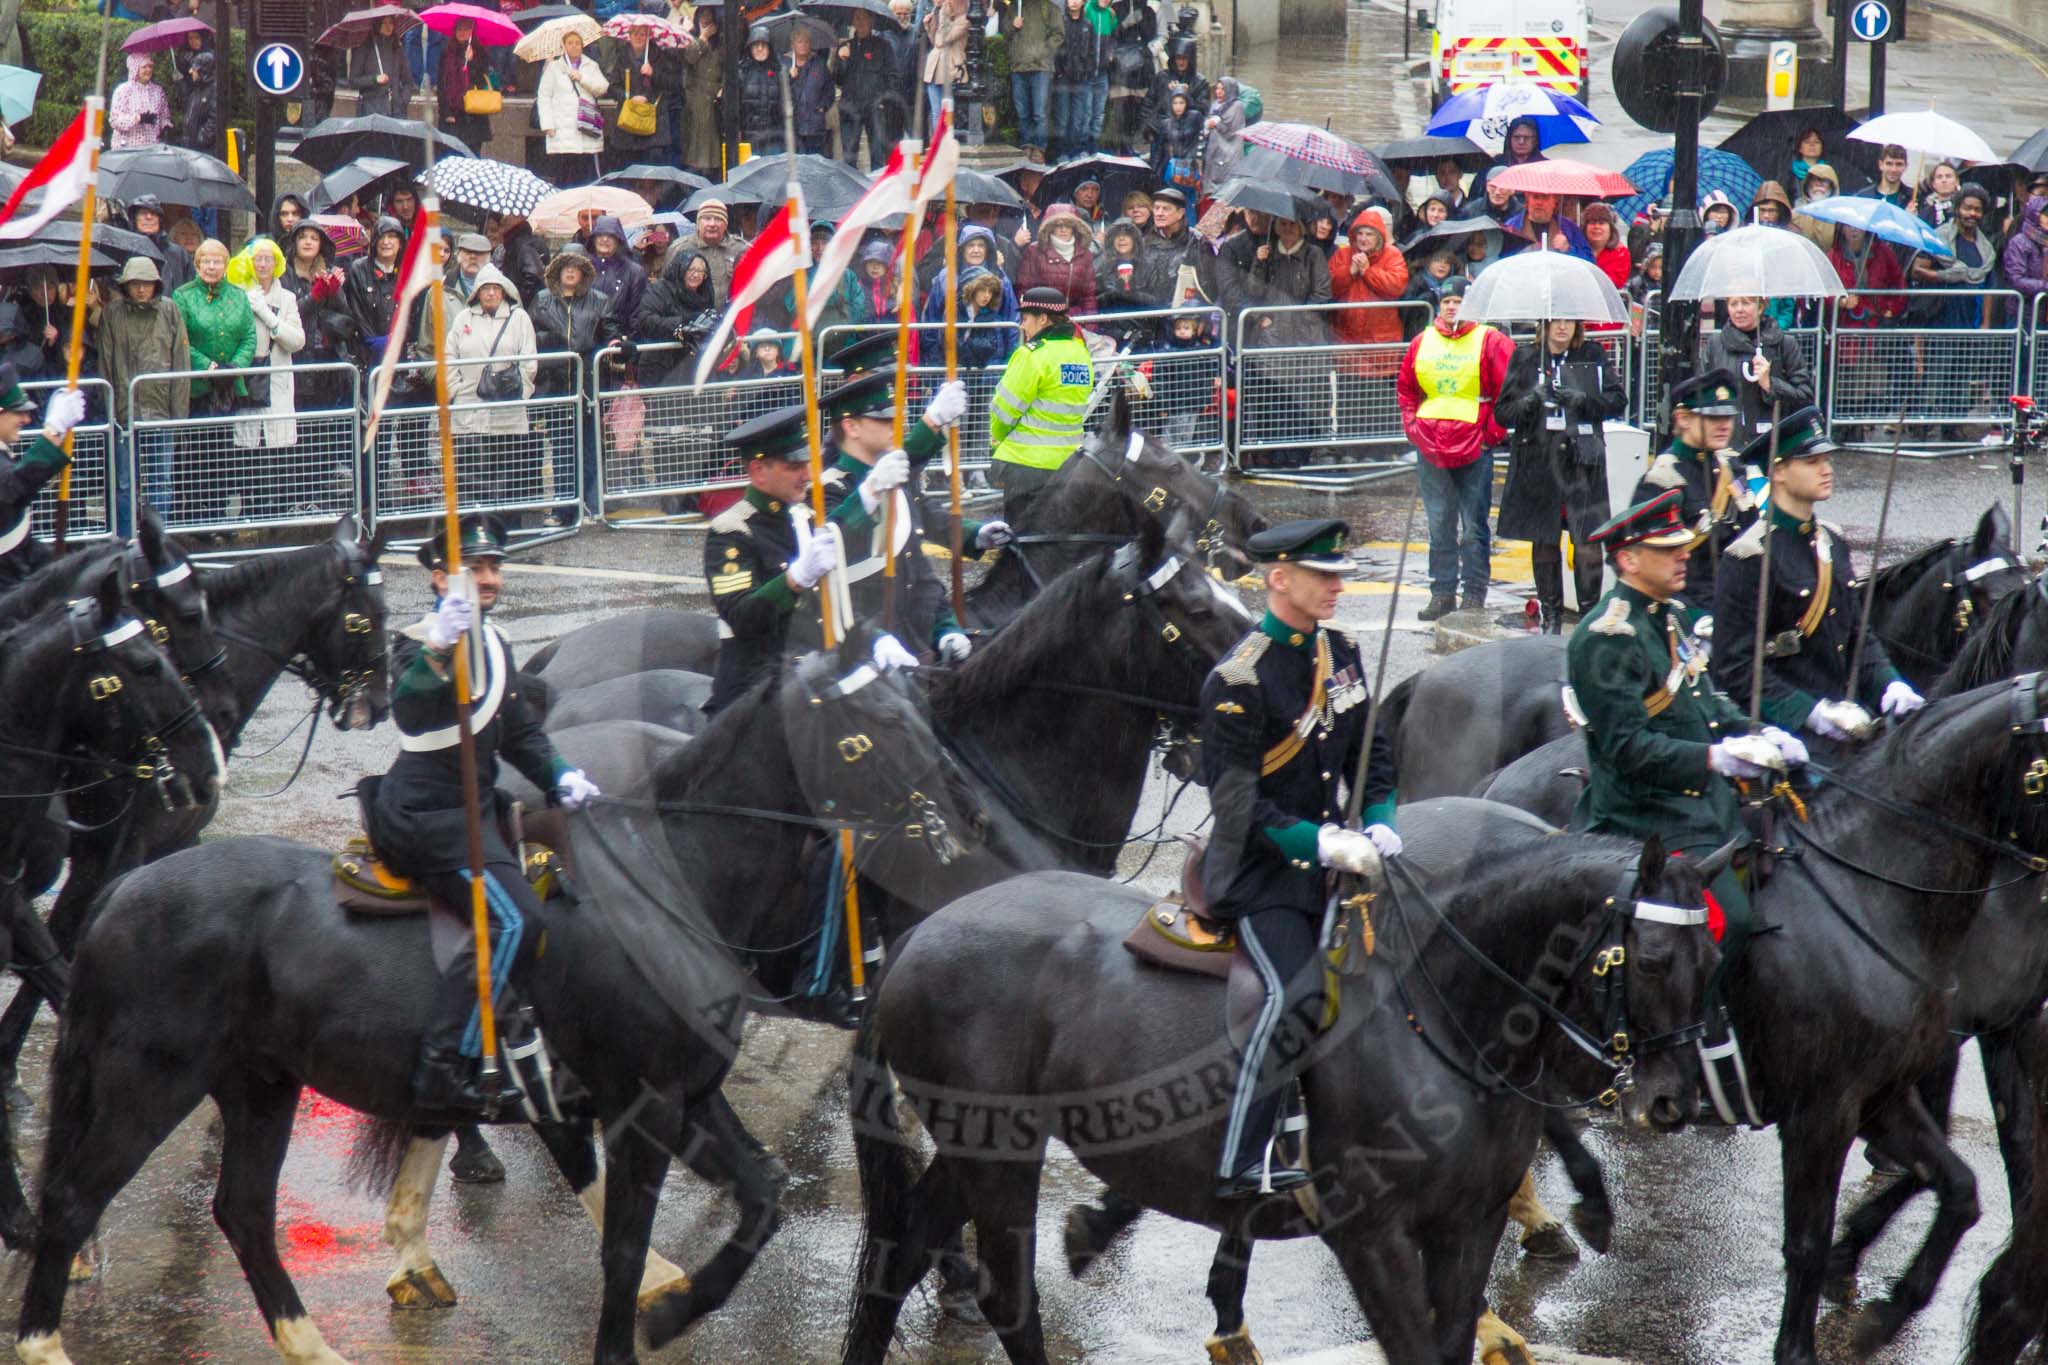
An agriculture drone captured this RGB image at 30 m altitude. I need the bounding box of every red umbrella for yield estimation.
[305,213,369,258]
[1485,159,1637,199]
[121,15,211,54]
[418,3,523,46]
[317,5,422,49]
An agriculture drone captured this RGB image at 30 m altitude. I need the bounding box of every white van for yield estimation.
[1424,0,1592,108]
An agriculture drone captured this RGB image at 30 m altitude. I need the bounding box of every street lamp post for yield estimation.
[962,0,987,144]
[1656,0,1711,425]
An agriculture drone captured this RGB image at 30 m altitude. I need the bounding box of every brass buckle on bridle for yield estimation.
[2025,757,2048,799]
[1591,945,1625,977]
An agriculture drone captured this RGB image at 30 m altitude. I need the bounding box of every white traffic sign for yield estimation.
[252,42,305,97]
[1850,0,1892,42]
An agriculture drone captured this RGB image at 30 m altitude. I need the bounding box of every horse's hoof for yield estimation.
[1518,1223,1580,1260]
[1063,1206,1104,1279]
[1203,1326,1264,1364]
[1822,1270,1858,1307]
[1845,1302,1901,1359]
[636,1269,691,1311]
[448,1146,506,1184]
[937,1285,984,1324]
[640,1285,702,1350]
[1481,1348,1537,1365]
[1477,1308,1535,1365]
[1568,1203,1613,1255]
[66,1252,94,1284]
[1865,1148,1906,1180]
[386,1262,458,1309]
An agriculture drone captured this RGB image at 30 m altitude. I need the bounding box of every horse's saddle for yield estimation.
[334,778,573,916]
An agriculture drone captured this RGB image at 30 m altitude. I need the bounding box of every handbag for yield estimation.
[617,68,657,136]
[464,87,503,115]
[475,315,521,402]
[1164,157,1198,191]
[242,365,272,408]
[574,83,605,140]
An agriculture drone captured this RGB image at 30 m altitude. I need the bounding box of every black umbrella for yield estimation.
[1375,134,1491,173]
[800,0,903,26]
[760,10,834,52]
[306,155,415,212]
[1035,154,1156,209]
[952,167,1025,210]
[2005,128,2048,174]
[1399,212,1507,255]
[596,164,714,207]
[509,3,586,29]
[1717,106,1875,194]
[1209,177,1322,223]
[1237,142,1398,203]
[97,146,259,213]
[294,114,475,173]
[0,220,162,282]
[701,153,872,219]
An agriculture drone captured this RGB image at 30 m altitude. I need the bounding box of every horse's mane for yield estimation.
[0,543,120,626]
[1931,581,2039,699]
[201,540,334,615]
[934,554,1117,715]
[1869,538,1953,608]
[656,666,786,798]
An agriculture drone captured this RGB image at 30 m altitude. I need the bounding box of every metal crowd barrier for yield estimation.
[1826,290,2021,444]
[128,362,363,537]
[368,352,585,530]
[592,338,804,518]
[1635,298,1824,433]
[1095,307,1230,464]
[25,378,117,544]
[1233,301,1430,475]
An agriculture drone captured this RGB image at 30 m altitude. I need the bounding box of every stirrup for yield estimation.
[1696,1010,1763,1128]
[503,1027,566,1125]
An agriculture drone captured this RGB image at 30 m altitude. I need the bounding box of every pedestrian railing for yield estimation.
[128,363,363,538]
[592,340,805,515]
[25,379,118,544]
[1233,301,1431,474]
[1826,290,2022,445]
[1635,302,1824,433]
[2024,293,2048,411]
[369,352,586,529]
[1094,308,1230,463]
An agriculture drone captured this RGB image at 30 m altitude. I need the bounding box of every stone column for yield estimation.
[1715,0,1835,100]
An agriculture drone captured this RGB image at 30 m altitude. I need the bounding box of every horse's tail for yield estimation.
[842,1004,927,1365]
[1970,1016,2048,1364]
[345,1116,418,1198]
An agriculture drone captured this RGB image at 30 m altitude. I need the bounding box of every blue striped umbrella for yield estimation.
[1610,147,1765,225]
[1794,195,1953,256]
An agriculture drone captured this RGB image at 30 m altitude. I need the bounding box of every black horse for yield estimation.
[1386,505,2028,800]
[0,569,222,1249]
[841,798,1724,1365]
[14,637,980,1365]
[0,517,393,1101]
[1969,1011,2048,1363]
[522,421,1265,687]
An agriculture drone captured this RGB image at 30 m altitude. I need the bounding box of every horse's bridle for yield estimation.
[49,601,208,807]
[213,543,388,723]
[1006,433,1239,588]
[797,660,968,865]
[123,545,228,689]
[1384,858,1714,1110]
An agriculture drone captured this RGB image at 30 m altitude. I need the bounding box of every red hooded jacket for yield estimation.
[1396,317,1514,468]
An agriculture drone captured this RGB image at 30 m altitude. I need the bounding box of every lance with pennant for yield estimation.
[941,88,965,621]
[53,22,112,554]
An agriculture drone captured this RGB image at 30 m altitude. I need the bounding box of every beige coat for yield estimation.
[537,54,610,155]
[921,6,968,85]
[235,279,304,449]
[446,270,539,437]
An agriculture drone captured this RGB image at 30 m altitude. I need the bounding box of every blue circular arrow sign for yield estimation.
[1850,0,1892,42]
[252,42,306,97]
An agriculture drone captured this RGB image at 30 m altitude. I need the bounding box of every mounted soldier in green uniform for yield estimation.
[0,367,84,588]
[1708,407,1924,756]
[1197,518,1397,1197]
[366,514,601,1113]
[1566,490,1805,1122]
[1632,367,1754,628]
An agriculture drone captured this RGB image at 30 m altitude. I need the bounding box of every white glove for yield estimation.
[787,519,839,589]
[1880,680,1925,718]
[858,449,912,515]
[937,631,972,662]
[553,768,600,810]
[1708,734,1784,780]
[1365,822,1403,858]
[975,519,1015,550]
[1317,824,1381,876]
[1807,699,1876,741]
[1692,614,1714,642]
[922,379,968,431]
[40,387,86,441]
[871,633,920,671]
[1758,725,1809,767]
[424,593,473,651]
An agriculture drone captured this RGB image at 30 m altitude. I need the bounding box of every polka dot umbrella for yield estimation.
[421,156,555,221]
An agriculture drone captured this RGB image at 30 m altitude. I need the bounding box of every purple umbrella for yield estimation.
[317,5,422,49]
[121,16,212,55]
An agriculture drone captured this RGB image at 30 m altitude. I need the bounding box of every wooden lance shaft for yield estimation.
[886,140,925,634]
[943,132,965,622]
[54,89,107,554]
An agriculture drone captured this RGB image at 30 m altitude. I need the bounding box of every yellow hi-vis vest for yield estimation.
[1414,324,1486,424]
[988,331,1095,471]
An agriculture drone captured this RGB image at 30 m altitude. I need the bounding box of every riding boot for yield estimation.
[413,948,523,1117]
[1216,910,1318,1199]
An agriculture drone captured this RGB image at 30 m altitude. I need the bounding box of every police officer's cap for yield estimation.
[724,402,813,464]
[1248,518,1351,573]
[1588,489,1695,551]
[823,369,896,423]
[1739,404,1836,465]
[0,363,36,416]
[416,513,510,569]
[1019,286,1070,316]
[1669,368,1740,417]
[824,329,899,375]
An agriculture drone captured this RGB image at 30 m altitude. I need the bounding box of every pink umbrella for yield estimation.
[601,13,692,48]
[1485,159,1637,199]
[121,16,212,55]
[318,5,422,49]
[418,3,522,46]
[305,213,369,258]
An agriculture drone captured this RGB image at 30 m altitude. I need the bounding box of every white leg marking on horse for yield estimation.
[578,1170,690,1300]
[383,1134,448,1276]
[15,1331,73,1365]
[272,1315,349,1364]
[1506,1167,1560,1233]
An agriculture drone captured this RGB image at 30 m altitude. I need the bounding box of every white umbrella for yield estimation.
[513,12,602,60]
[1667,224,1843,302]
[1849,109,1997,165]
[1462,247,1627,325]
